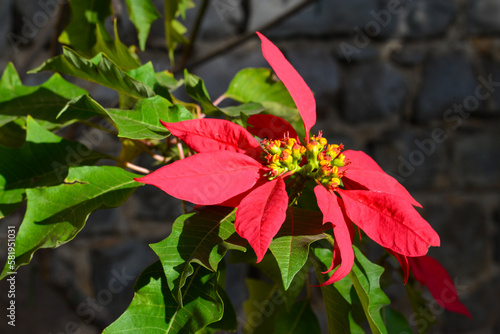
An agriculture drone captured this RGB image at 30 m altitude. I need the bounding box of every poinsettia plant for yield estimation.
[0,1,470,333]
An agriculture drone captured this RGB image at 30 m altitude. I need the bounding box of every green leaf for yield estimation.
[126,62,174,100]
[164,0,194,64]
[274,299,321,334]
[405,281,437,333]
[0,119,26,148]
[202,287,238,334]
[0,117,105,218]
[0,166,142,279]
[221,102,266,118]
[92,21,141,70]
[225,68,301,124]
[311,243,365,334]
[243,278,320,334]
[225,68,295,107]
[58,0,112,53]
[243,278,283,333]
[30,48,156,99]
[103,261,224,334]
[228,247,308,310]
[0,63,99,127]
[349,245,391,334]
[150,206,246,306]
[106,96,193,140]
[269,207,327,290]
[184,69,222,115]
[156,70,183,92]
[124,0,161,51]
[57,94,108,122]
[384,308,413,334]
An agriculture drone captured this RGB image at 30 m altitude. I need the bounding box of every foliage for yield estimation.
[0,1,470,333]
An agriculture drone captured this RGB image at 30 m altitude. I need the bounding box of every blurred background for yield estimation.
[1,0,500,333]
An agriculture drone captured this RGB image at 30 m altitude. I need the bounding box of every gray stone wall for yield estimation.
[1,0,499,333]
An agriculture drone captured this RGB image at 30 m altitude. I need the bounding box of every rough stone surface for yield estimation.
[89,240,159,323]
[266,0,379,37]
[1,0,500,333]
[403,0,456,39]
[468,0,500,35]
[336,43,380,64]
[371,128,449,190]
[424,199,489,280]
[481,58,500,114]
[281,40,341,118]
[191,38,269,98]
[453,123,500,189]
[0,1,12,51]
[200,0,246,39]
[391,44,428,66]
[415,53,479,122]
[440,277,500,333]
[340,62,407,123]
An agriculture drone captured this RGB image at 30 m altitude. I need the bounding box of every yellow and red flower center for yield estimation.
[260,132,347,190]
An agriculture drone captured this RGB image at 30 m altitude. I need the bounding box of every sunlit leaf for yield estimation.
[164,0,195,64]
[103,261,225,333]
[311,243,365,334]
[0,63,98,127]
[92,21,141,70]
[184,70,222,115]
[349,245,390,334]
[107,96,193,140]
[269,207,326,290]
[150,207,246,305]
[124,0,161,51]
[30,48,155,99]
[225,68,300,126]
[0,117,105,218]
[0,166,141,279]
[221,102,265,118]
[58,0,112,53]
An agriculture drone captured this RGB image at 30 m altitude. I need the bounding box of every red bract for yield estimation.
[135,32,440,283]
[254,32,439,283]
[135,118,288,262]
[409,256,471,318]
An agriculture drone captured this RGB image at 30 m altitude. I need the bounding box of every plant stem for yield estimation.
[177,139,185,160]
[124,162,150,174]
[174,0,210,72]
[177,0,319,72]
[213,93,226,107]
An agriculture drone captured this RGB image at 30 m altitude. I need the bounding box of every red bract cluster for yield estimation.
[135,32,445,291]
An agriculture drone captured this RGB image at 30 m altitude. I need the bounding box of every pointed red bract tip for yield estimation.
[339,189,440,256]
[235,177,288,262]
[134,150,262,205]
[256,31,316,141]
[410,256,471,318]
[386,249,410,284]
[314,186,355,285]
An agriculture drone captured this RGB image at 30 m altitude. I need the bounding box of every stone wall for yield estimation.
[1,0,500,333]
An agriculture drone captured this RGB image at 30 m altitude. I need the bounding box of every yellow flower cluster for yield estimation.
[261,132,346,190]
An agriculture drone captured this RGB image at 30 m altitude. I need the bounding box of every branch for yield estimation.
[175,0,319,73]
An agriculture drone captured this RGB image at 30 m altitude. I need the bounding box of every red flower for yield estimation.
[389,254,471,317]
[134,32,440,284]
